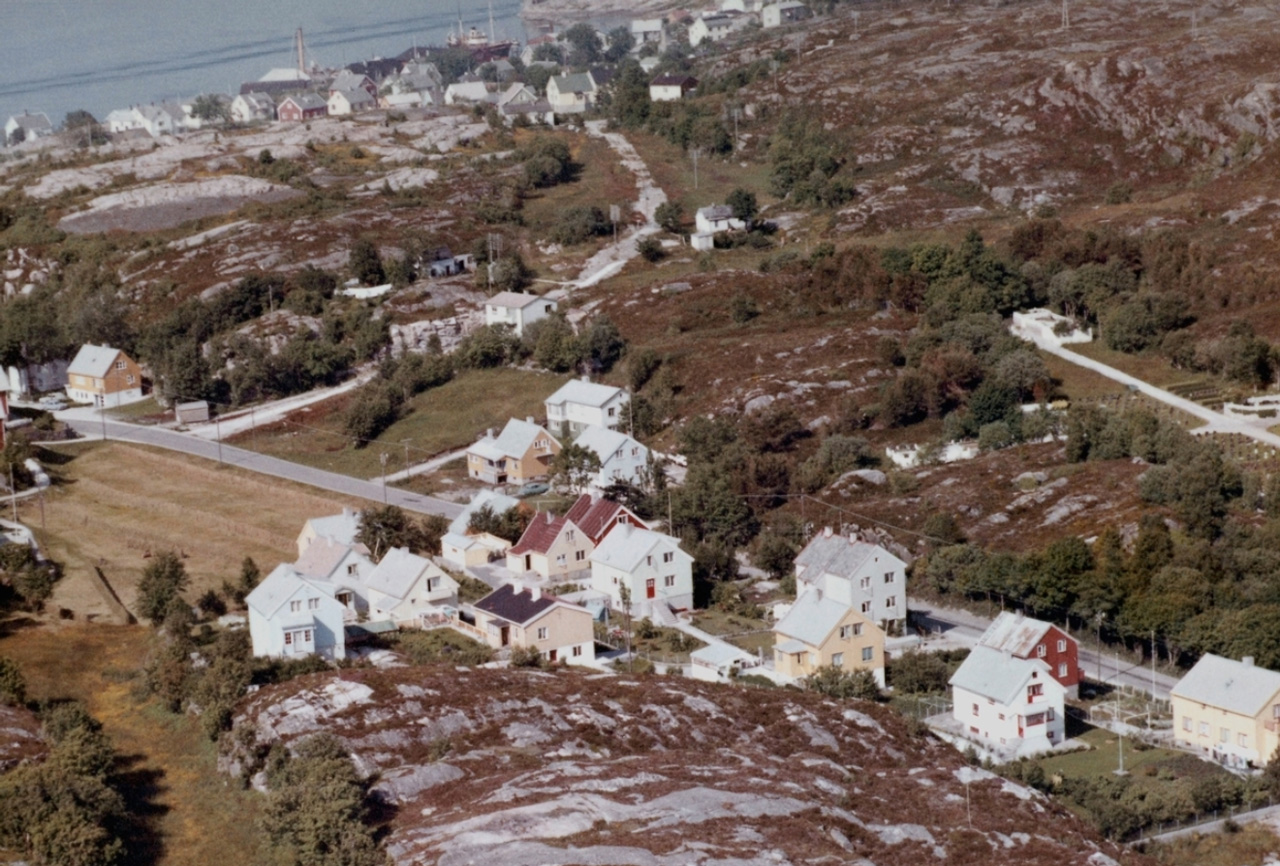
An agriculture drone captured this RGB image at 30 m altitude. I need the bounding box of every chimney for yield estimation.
[822,526,833,538]
[580,374,590,382]
[1244,656,1256,667]
[485,428,494,439]
[526,415,535,424]
[531,586,542,601]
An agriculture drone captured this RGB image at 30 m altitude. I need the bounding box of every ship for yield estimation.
[445,2,517,62]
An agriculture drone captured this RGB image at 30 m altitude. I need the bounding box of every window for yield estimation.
[663,552,673,563]
[1221,727,1230,744]
[126,374,135,385]
[308,598,319,610]
[853,623,863,636]
[861,646,873,662]
[290,600,301,613]
[284,631,292,645]
[884,571,894,584]
[1057,638,1066,652]
[115,360,126,370]
[572,645,583,657]
[1240,733,1250,748]
[1026,713,1045,727]
[664,575,675,587]
[631,447,639,456]
[565,530,574,541]
[1199,721,1210,736]
[1046,708,1055,721]
[840,625,853,640]
[1183,717,1192,732]
[998,713,1006,721]
[1028,683,1043,699]
[303,629,312,642]
[575,550,586,561]
[860,576,871,589]
[1058,663,1068,677]
[427,578,438,592]
[861,601,871,614]
[347,563,358,576]
[972,703,980,717]
[544,304,553,313]
[832,652,844,667]
[537,627,548,640]
[556,554,566,565]
[646,555,652,566]
[608,407,616,417]
[615,448,624,458]
[1037,644,1047,658]
[885,596,896,608]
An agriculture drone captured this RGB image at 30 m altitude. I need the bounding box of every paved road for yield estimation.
[909,597,1178,700]
[58,414,463,521]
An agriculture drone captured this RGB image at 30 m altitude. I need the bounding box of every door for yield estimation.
[524,554,532,572]
[500,626,510,647]
[646,578,655,599]
[549,649,558,662]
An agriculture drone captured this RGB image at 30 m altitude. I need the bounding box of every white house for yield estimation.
[631,18,666,45]
[329,70,377,99]
[794,528,907,631]
[484,291,557,337]
[590,524,694,616]
[689,642,758,683]
[688,11,753,47]
[949,646,1066,758]
[762,0,812,28]
[546,73,597,113]
[328,89,377,116]
[544,379,629,438]
[445,81,495,105]
[296,507,362,557]
[649,75,698,102]
[695,204,746,234]
[5,112,54,145]
[573,426,649,490]
[363,547,459,625]
[246,564,347,660]
[230,92,276,124]
[135,104,178,137]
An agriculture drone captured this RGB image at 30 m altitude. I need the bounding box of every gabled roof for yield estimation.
[8,112,52,133]
[545,379,625,409]
[491,418,556,459]
[281,93,328,110]
[261,68,311,83]
[692,642,754,668]
[446,81,493,101]
[499,83,540,106]
[949,645,1053,706]
[67,344,124,378]
[305,508,362,549]
[564,494,643,545]
[486,290,546,309]
[509,511,568,556]
[237,92,275,109]
[549,73,596,95]
[473,583,566,626]
[978,612,1060,658]
[364,547,450,601]
[774,588,871,648]
[1172,654,1280,718]
[590,523,688,572]
[245,564,335,619]
[651,75,698,88]
[574,426,644,466]
[697,204,736,222]
[294,537,366,580]
[795,531,905,580]
[449,489,521,535]
[331,70,373,91]
[332,88,375,106]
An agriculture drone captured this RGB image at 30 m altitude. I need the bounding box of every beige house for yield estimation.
[363,547,458,626]
[506,511,595,581]
[466,417,560,484]
[772,588,885,686]
[462,584,595,664]
[1171,654,1280,769]
[65,344,145,408]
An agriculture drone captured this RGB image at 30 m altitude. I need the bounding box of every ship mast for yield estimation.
[294,27,306,75]
[489,0,496,42]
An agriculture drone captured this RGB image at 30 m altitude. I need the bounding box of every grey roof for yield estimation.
[1172,654,1280,717]
[474,583,563,626]
[9,112,52,134]
[294,537,366,580]
[550,73,596,95]
[331,70,372,91]
[245,563,335,619]
[546,379,624,409]
[949,645,1051,706]
[691,643,753,668]
[471,418,556,461]
[306,509,362,548]
[67,344,124,378]
[448,489,521,535]
[333,88,375,106]
[697,204,735,221]
[795,532,904,580]
[773,588,853,648]
[282,93,328,110]
[486,290,545,309]
[364,547,450,601]
[978,611,1057,658]
[573,426,643,464]
[589,523,687,572]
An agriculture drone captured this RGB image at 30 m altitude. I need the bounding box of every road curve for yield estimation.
[59,416,463,521]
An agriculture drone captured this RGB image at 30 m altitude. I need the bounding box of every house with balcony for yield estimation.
[363,547,458,626]
[544,379,628,438]
[466,418,560,485]
[978,611,1082,698]
[1171,654,1280,770]
[463,584,595,664]
[794,528,907,632]
[772,588,885,686]
[949,646,1066,759]
[589,524,693,617]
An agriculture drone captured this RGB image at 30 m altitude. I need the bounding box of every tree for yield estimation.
[527,313,582,372]
[550,444,602,494]
[467,504,529,544]
[0,658,25,706]
[604,25,636,63]
[637,236,665,263]
[803,666,881,700]
[655,201,684,234]
[191,94,230,124]
[562,23,603,66]
[726,188,758,225]
[348,238,385,286]
[356,505,425,562]
[890,650,952,694]
[580,316,626,373]
[136,551,190,625]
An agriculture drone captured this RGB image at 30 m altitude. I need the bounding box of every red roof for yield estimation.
[564,494,644,546]
[509,511,566,556]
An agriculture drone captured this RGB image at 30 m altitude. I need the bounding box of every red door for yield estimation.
[646,578,655,599]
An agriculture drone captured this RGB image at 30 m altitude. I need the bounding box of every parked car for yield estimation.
[515,481,550,498]
[38,396,67,411]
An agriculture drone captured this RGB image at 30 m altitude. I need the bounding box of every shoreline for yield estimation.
[520,0,681,28]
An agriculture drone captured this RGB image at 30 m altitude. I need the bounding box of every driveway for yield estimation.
[57,411,462,520]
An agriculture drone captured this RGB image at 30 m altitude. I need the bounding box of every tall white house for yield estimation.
[794,529,907,632]
[590,524,694,616]
[246,564,347,660]
[484,291,557,337]
[573,426,649,490]
[544,379,629,438]
[949,646,1066,758]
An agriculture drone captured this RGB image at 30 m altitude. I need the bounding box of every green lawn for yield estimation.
[236,367,571,479]
[1037,724,1185,778]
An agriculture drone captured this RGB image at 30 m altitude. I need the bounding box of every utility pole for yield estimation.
[380,452,389,504]
[403,439,411,474]
[8,465,16,522]
[610,204,620,244]
[691,147,701,190]
[215,411,223,465]
[1151,630,1157,698]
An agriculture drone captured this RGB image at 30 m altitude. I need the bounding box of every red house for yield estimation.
[277,93,328,122]
[977,612,1082,698]
[563,493,645,546]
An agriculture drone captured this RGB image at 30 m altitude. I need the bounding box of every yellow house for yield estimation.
[65,344,145,408]
[506,511,594,580]
[466,417,560,485]
[1171,654,1280,769]
[773,588,886,686]
[461,584,595,665]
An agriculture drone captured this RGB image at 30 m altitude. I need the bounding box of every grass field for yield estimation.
[1067,341,1188,389]
[234,367,570,480]
[1037,725,1189,778]
[0,622,268,866]
[628,130,775,223]
[25,441,362,619]
[1149,823,1280,866]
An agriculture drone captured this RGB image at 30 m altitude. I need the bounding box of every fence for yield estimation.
[1126,796,1279,845]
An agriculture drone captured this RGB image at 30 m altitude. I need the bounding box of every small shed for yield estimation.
[175,400,210,424]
